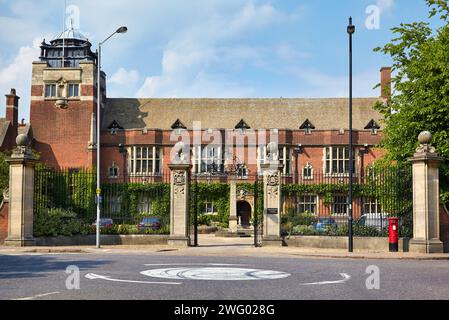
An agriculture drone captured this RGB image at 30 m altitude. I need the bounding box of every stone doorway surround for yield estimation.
[229,178,255,232]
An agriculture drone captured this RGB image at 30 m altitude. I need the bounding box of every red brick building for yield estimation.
[24,28,395,228]
[29,28,389,179]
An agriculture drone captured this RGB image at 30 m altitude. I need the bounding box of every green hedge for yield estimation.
[34,208,91,237]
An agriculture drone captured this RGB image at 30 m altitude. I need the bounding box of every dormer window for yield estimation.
[108,120,123,135]
[365,119,381,135]
[300,119,315,135]
[171,119,187,130]
[235,119,251,134]
[171,119,187,135]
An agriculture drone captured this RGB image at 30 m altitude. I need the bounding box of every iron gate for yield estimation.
[254,174,264,247]
[189,173,199,247]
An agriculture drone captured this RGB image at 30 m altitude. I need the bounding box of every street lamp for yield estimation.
[96,26,128,249]
[347,17,355,253]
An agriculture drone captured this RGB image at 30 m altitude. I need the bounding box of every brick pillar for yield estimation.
[408,131,444,254]
[4,134,38,247]
[261,162,284,246]
[5,88,19,140]
[380,67,392,100]
[168,163,192,247]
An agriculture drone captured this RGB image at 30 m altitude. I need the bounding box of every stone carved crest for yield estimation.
[266,173,279,198]
[237,188,253,200]
[267,186,278,198]
[173,171,186,195]
[55,78,69,109]
[266,173,279,187]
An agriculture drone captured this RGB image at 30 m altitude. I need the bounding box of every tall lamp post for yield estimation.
[96,26,128,249]
[347,17,355,253]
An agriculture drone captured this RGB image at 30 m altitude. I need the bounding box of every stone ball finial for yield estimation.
[266,142,279,161]
[418,131,432,145]
[267,142,278,154]
[16,134,29,147]
[173,141,187,163]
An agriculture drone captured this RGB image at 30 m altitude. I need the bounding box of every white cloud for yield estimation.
[0,38,41,121]
[109,68,140,86]
[135,1,292,98]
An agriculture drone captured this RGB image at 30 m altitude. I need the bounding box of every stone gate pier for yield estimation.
[408,131,444,253]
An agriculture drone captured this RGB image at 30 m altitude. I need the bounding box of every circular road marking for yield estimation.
[140,267,291,281]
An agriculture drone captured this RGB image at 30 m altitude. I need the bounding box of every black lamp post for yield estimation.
[347,17,355,253]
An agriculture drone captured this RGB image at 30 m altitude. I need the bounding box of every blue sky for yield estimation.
[0,0,432,121]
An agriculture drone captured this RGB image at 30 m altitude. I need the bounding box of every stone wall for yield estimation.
[284,236,410,252]
[35,235,169,246]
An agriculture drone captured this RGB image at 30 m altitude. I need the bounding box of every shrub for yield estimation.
[282,210,317,228]
[292,225,318,236]
[34,208,91,237]
[197,214,212,226]
[330,224,383,237]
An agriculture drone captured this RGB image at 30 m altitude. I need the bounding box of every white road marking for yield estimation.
[141,267,291,281]
[85,273,181,285]
[300,273,351,286]
[13,291,60,300]
[144,263,247,266]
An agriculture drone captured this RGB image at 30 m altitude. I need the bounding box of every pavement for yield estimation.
[1,235,449,261]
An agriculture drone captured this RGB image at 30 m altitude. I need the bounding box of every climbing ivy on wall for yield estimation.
[281,163,413,216]
[101,182,170,225]
[190,183,230,227]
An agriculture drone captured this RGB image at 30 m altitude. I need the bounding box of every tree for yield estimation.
[374,0,449,203]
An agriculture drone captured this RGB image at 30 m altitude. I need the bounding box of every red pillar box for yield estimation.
[389,217,399,252]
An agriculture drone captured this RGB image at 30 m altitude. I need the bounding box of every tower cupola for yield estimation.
[39,26,96,68]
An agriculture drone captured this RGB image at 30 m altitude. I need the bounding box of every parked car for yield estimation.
[312,218,338,232]
[138,217,162,232]
[356,213,389,231]
[91,218,114,229]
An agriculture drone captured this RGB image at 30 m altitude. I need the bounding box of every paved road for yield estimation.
[1,250,449,300]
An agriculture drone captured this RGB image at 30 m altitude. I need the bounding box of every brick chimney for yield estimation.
[380,67,392,100]
[5,88,19,135]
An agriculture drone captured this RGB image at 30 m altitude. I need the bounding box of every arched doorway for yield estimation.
[237,201,252,228]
